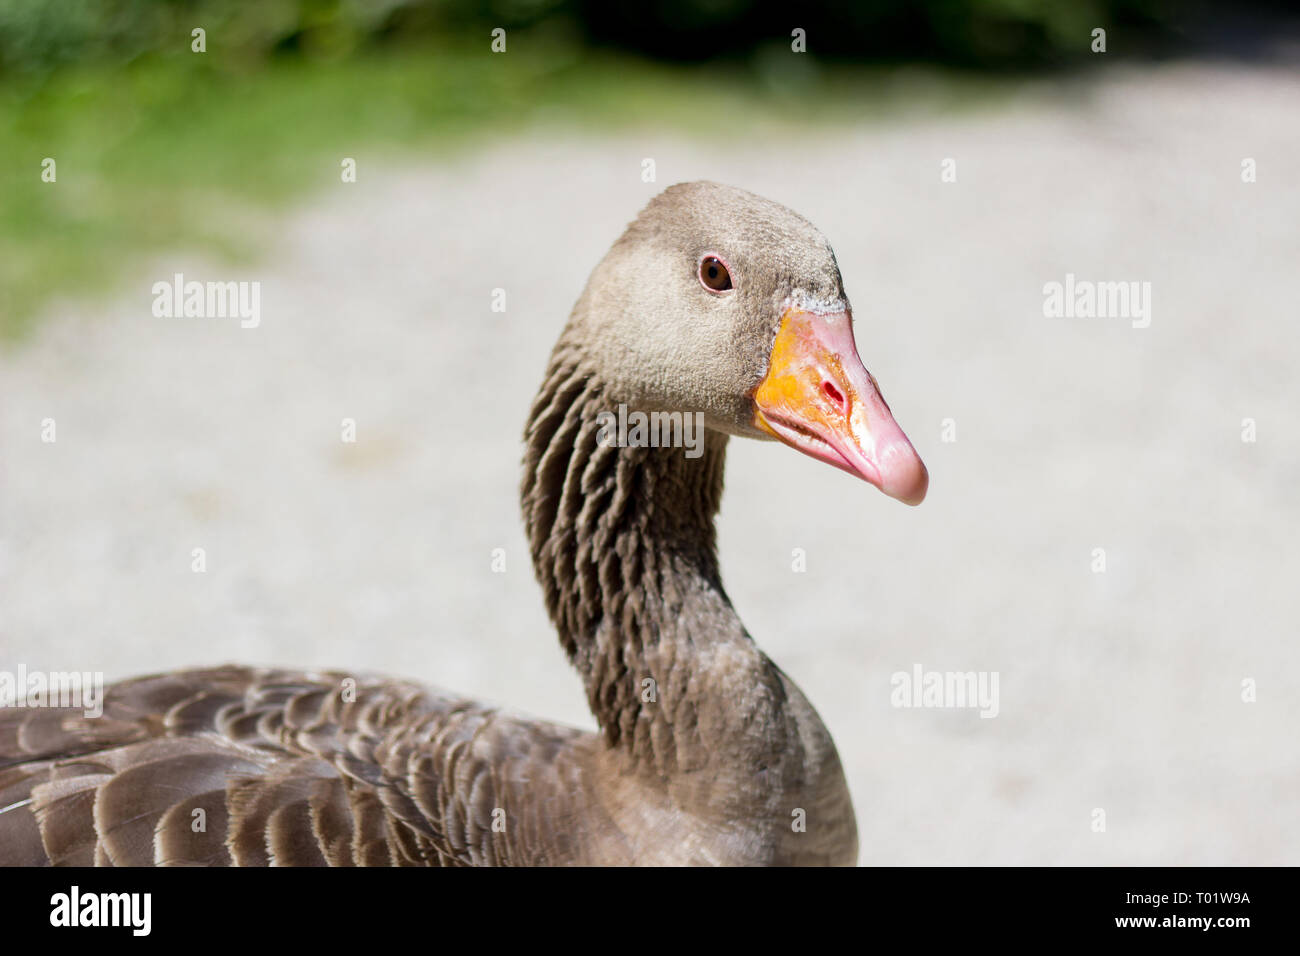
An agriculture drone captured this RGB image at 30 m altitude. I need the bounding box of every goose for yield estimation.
[0,182,927,866]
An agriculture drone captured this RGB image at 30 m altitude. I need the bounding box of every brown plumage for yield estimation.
[0,182,928,865]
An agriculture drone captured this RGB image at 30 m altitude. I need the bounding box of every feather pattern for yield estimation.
[0,667,621,865]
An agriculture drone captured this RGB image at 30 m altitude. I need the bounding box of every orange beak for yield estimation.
[753,307,928,506]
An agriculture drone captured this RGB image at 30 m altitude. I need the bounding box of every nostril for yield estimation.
[821,380,846,412]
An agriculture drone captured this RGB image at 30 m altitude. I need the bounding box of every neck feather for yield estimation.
[521,342,784,771]
[519,338,858,862]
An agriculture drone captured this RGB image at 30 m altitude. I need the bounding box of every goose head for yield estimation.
[570,180,928,506]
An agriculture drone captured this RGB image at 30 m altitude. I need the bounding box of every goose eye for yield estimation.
[698,256,733,292]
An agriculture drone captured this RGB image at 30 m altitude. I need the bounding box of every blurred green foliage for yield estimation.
[0,0,1187,78]
[0,23,1019,338]
[0,0,1256,336]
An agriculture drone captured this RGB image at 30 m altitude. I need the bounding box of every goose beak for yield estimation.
[753,307,928,505]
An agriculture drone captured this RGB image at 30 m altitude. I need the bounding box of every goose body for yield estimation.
[0,183,927,866]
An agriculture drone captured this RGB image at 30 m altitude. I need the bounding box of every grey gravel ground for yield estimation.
[2,62,1298,864]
